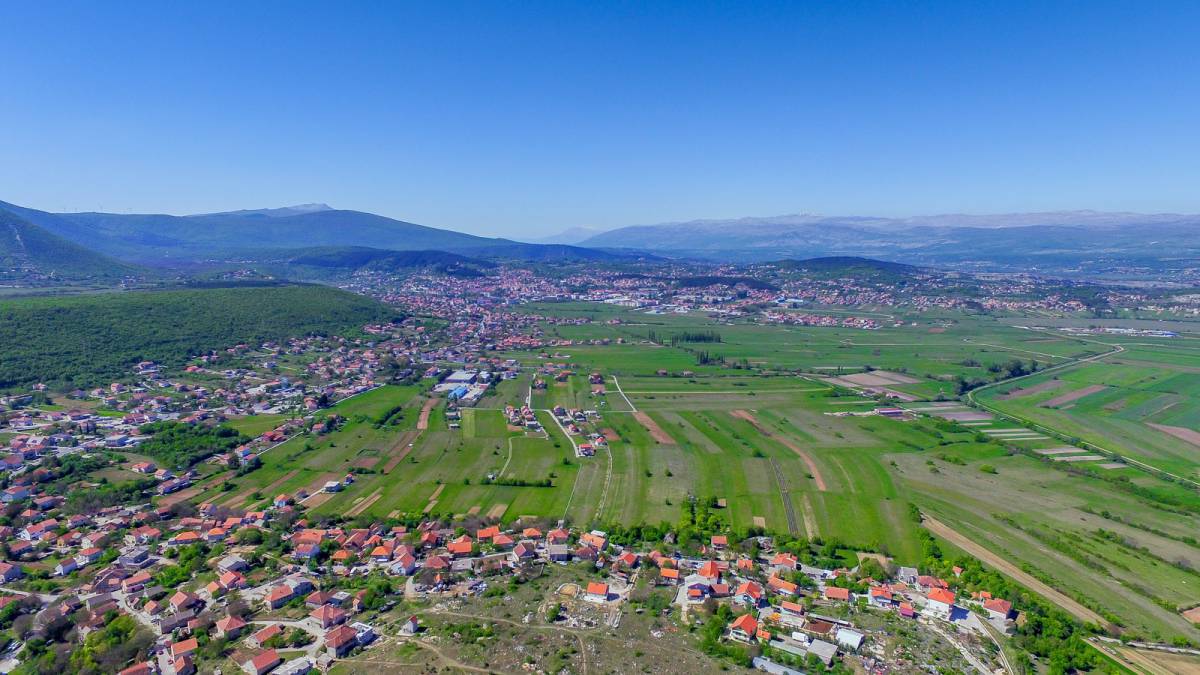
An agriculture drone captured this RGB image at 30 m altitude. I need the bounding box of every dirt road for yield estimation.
[922,515,1106,627]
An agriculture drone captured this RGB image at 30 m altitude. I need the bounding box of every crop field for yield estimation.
[188,304,1200,644]
[979,341,1200,479]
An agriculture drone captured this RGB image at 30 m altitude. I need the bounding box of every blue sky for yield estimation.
[2,1,1198,237]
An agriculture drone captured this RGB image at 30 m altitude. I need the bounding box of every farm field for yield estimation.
[979,341,1200,480]
[190,303,1200,645]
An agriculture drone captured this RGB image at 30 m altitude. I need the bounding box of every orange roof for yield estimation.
[730,613,758,634]
[170,638,198,658]
[586,582,608,596]
[698,560,720,579]
[660,568,680,579]
[928,588,956,605]
[824,586,851,601]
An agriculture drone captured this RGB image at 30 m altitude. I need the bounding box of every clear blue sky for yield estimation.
[2,1,1198,237]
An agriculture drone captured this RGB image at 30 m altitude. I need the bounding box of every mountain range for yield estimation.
[0,200,630,266]
[4,198,1199,280]
[578,211,1200,269]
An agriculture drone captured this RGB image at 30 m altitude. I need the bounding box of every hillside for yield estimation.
[772,256,920,277]
[0,283,396,390]
[0,208,136,280]
[273,246,489,277]
[0,200,625,264]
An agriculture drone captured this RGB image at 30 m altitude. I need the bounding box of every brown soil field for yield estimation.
[1149,423,1200,448]
[732,409,827,491]
[633,412,673,444]
[1000,379,1063,400]
[1040,384,1107,408]
[417,397,437,430]
[379,429,422,474]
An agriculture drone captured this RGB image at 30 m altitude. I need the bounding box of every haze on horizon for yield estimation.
[3,1,1199,239]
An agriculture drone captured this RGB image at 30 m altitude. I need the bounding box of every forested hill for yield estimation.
[0,284,396,390]
[0,208,137,280]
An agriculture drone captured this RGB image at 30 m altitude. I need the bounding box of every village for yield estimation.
[0,263,1195,674]
[0,480,1017,675]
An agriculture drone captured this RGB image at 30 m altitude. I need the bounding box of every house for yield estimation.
[311,603,348,629]
[658,567,680,585]
[250,623,284,648]
[242,648,281,675]
[925,588,956,620]
[710,535,728,550]
[390,553,418,575]
[400,615,420,635]
[54,558,79,576]
[728,613,759,642]
[547,544,571,562]
[868,586,894,608]
[584,581,609,603]
[983,598,1014,622]
[823,586,850,602]
[173,655,196,675]
[735,581,764,607]
[835,628,864,651]
[170,638,199,660]
[0,562,23,582]
[215,614,247,639]
[170,590,201,612]
[118,662,155,675]
[808,639,839,666]
[325,623,358,657]
[446,536,473,558]
[265,585,294,610]
[766,575,798,596]
[218,554,248,573]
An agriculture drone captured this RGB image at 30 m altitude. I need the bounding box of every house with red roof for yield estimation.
[242,648,281,675]
[983,597,1014,622]
[823,586,851,602]
[325,624,358,657]
[584,581,609,603]
[925,588,957,620]
[728,613,759,642]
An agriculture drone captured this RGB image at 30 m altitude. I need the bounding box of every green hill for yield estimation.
[0,283,396,390]
[0,208,136,280]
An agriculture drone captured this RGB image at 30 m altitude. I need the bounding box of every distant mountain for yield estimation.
[0,200,627,264]
[0,209,137,280]
[524,226,610,245]
[579,211,1200,270]
[190,203,334,218]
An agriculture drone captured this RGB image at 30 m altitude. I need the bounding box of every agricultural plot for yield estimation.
[892,444,1200,642]
[980,346,1200,478]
